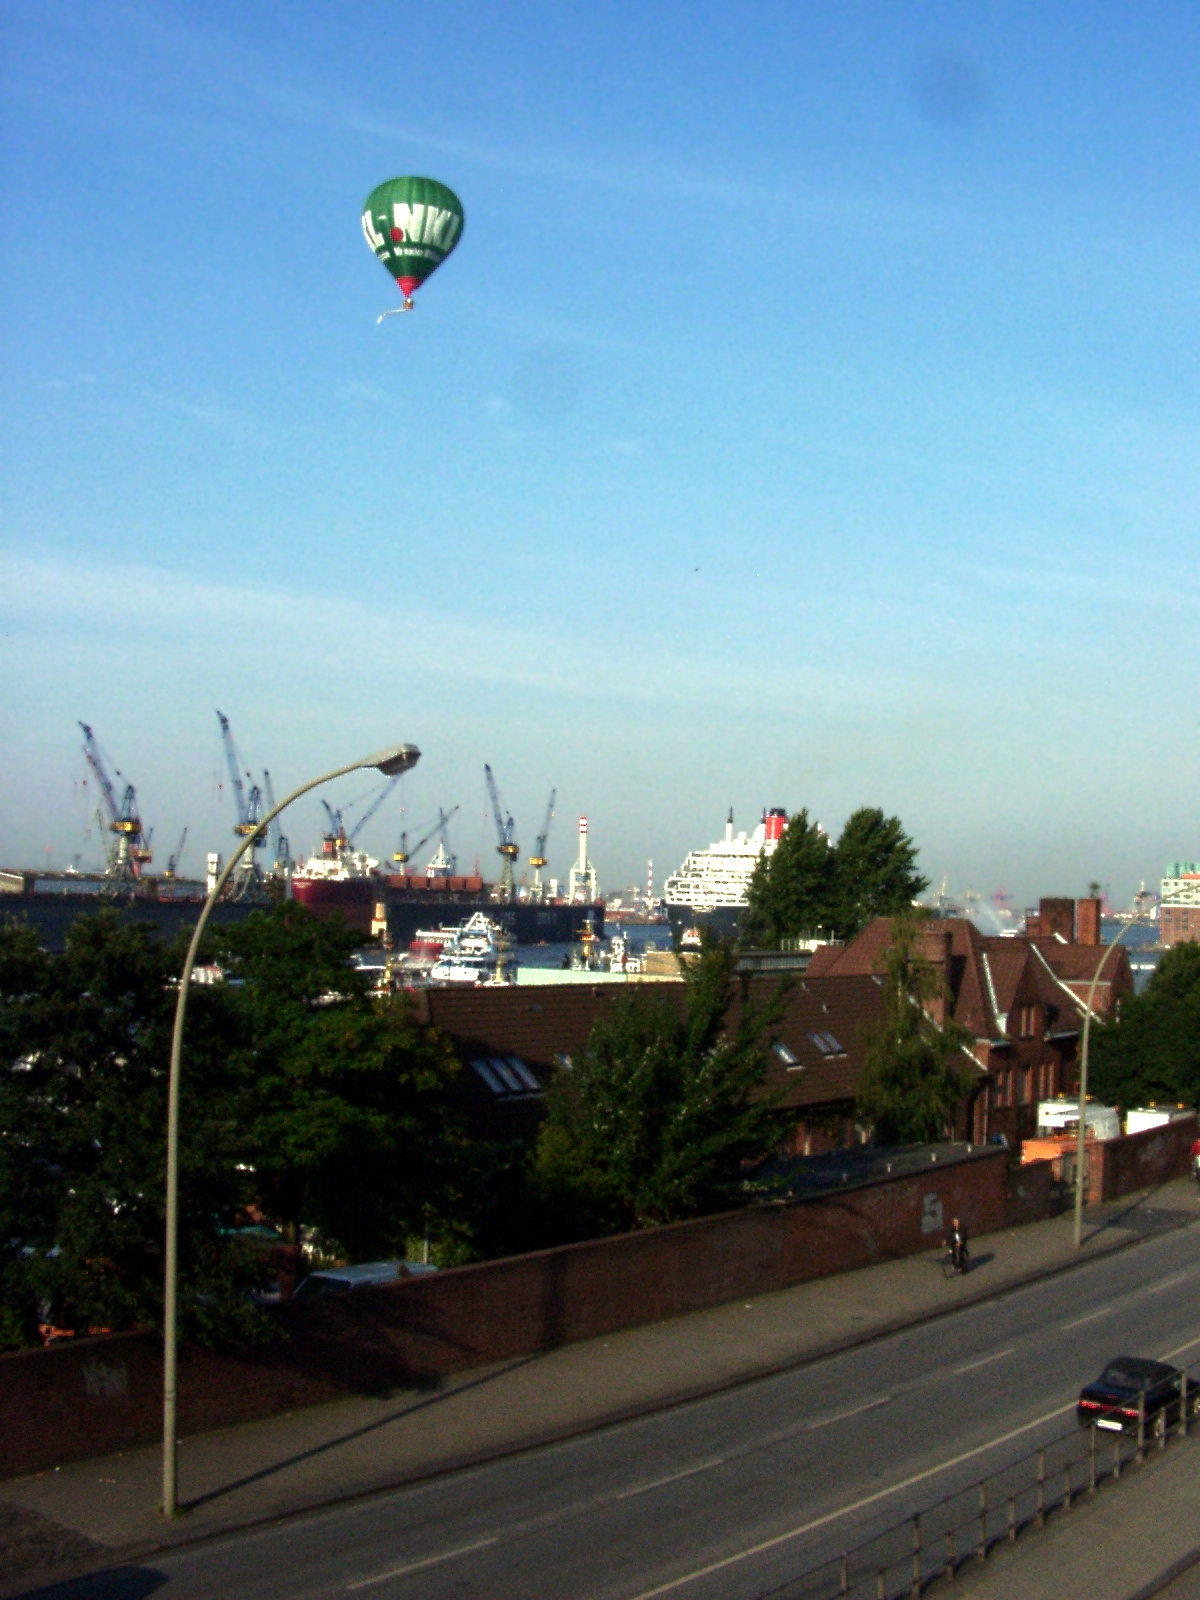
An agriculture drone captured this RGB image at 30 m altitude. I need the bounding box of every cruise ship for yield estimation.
[663,808,787,946]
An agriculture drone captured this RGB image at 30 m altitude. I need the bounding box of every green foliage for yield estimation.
[210,903,467,1260]
[741,809,834,949]
[1089,940,1200,1111]
[742,807,926,948]
[0,912,257,1345]
[0,904,467,1349]
[829,808,928,942]
[532,940,787,1235]
[854,918,976,1143]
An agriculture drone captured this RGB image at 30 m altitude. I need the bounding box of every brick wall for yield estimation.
[1088,1114,1197,1202]
[14,1126,1186,1484]
[1005,1158,1058,1226]
[0,1149,1009,1480]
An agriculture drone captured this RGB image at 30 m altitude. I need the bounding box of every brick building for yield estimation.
[413,904,1133,1152]
[806,910,1131,1144]
[1160,863,1200,948]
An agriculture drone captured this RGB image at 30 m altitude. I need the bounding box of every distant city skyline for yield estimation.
[3,2,1197,911]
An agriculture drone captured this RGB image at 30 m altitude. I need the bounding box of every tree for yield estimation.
[210,903,466,1260]
[0,904,470,1350]
[532,940,787,1235]
[742,805,926,948]
[0,912,258,1348]
[1088,941,1200,1111]
[854,918,976,1144]
[741,810,835,948]
[829,808,927,942]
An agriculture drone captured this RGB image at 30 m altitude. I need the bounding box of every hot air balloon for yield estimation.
[361,176,464,319]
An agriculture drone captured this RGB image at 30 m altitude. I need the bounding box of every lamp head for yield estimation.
[366,743,421,777]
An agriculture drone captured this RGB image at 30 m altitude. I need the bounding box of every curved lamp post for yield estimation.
[163,742,419,1516]
[1072,911,1144,1250]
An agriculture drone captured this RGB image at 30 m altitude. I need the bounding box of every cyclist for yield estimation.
[945,1216,969,1274]
[1190,1134,1200,1194]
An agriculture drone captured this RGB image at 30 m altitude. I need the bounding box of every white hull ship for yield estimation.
[663,808,787,947]
[429,912,517,986]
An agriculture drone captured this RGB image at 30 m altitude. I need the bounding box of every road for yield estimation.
[66,1223,1197,1600]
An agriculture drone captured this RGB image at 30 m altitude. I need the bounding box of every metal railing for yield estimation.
[761,1364,1197,1600]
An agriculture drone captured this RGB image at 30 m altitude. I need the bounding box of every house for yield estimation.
[412,969,891,1155]
[1022,897,1133,1018]
[807,913,1131,1144]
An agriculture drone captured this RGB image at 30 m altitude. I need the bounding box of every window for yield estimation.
[807,1031,846,1057]
[772,1041,800,1069]
[471,1057,542,1099]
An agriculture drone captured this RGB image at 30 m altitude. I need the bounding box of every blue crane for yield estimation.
[78,722,151,890]
[484,764,519,901]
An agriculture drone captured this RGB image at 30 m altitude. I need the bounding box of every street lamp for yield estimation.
[162,743,419,1516]
[1072,908,1143,1249]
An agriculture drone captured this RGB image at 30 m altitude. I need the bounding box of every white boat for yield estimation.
[429,913,516,986]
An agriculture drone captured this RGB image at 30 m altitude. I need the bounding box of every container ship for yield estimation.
[290,838,603,945]
[663,807,787,946]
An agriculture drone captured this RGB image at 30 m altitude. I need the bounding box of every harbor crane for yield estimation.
[215,711,268,901]
[163,827,188,881]
[261,770,292,876]
[319,774,404,861]
[393,805,460,872]
[484,763,519,902]
[528,788,556,902]
[78,722,152,891]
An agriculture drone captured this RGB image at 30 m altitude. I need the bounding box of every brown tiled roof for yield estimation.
[414,972,894,1116]
[413,982,639,1075]
[741,974,890,1110]
[1027,938,1134,996]
[799,916,1097,1044]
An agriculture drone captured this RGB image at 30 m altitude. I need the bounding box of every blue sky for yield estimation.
[2,0,1198,907]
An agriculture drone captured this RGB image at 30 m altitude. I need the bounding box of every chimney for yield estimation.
[1035,898,1074,942]
[915,924,952,1028]
[1076,897,1102,947]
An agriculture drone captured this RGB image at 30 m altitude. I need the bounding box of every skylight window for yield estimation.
[772,1041,800,1069]
[471,1059,505,1094]
[471,1057,542,1098]
[507,1057,541,1092]
[807,1031,846,1057]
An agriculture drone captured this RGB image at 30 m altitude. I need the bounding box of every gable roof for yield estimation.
[803,916,1095,1043]
[414,971,899,1117]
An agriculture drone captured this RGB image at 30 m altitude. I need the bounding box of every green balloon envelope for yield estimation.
[362,177,464,304]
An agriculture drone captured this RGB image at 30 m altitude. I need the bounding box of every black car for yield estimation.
[1077,1356,1187,1434]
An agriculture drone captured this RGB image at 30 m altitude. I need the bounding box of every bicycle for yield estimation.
[942,1240,970,1279]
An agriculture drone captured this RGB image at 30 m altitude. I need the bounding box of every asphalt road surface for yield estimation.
[37,1227,1200,1600]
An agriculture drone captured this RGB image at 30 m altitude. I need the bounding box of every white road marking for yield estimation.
[1161,1334,1200,1361]
[1062,1306,1113,1330]
[805,1394,892,1430]
[346,1536,498,1590]
[622,1401,1074,1600]
[1146,1274,1190,1295]
[954,1347,1014,1375]
[617,1458,726,1499]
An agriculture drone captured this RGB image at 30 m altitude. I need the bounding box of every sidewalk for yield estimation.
[2,1178,1198,1597]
